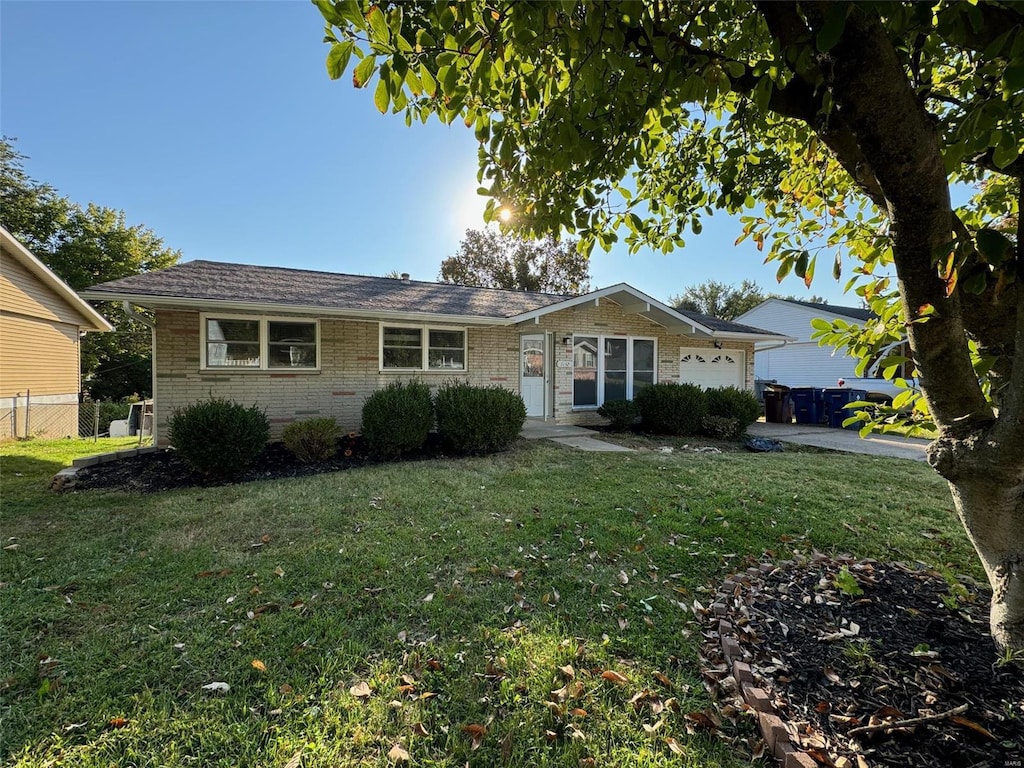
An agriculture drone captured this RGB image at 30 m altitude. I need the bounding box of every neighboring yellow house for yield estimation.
[0,226,112,438]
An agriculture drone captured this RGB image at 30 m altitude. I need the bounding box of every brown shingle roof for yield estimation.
[84,260,570,318]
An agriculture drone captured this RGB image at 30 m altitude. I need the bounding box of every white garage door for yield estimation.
[679,348,744,389]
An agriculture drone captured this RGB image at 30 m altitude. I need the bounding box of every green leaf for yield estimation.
[816,3,848,52]
[992,142,1019,169]
[419,64,437,98]
[892,390,914,410]
[775,259,792,283]
[326,41,354,80]
[803,255,816,288]
[976,228,1012,266]
[1003,63,1024,94]
[313,0,343,26]
[352,55,377,88]
[810,318,833,331]
[374,74,390,113]
[366,5,389,42]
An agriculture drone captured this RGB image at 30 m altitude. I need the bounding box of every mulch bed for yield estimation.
[71,436,452,494]
[704,556,1023,767]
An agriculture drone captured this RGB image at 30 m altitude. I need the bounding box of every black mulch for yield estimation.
[71,436,454,494]
[706,556,1023,768]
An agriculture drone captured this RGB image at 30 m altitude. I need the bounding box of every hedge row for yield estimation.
[618,383,761,438]
[167,381,527,477]
[362,380,526,458]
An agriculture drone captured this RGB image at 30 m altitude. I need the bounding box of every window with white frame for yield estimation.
[380,325,466,371]
[203,315,319,370]
[573,335,656,408]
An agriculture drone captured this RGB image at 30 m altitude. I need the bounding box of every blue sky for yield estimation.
[3,0,852,304]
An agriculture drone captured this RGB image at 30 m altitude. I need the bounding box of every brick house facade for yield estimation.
[84,261,783,445]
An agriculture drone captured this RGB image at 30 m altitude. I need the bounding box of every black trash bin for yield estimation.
[764,385,792,423]
[823,388,867,428]
[790,387,824,424]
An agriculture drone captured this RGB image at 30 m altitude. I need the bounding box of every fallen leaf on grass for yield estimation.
[387,744,410,763]
[618,570,630,585]
[642,718,665,734]
[273,566,285,578]
[600,670,629,684]
[412,723,430,737]
[462,723,487,750]
[349,681,373,698]
[108,717,129,729]
[283,750,302,768]
[251,659,267,672]
[665,736,684,755]
[558,663,575,680]
[653,671,673,689]
[684,710,720,731]
[422,593,434,603]
[201,682,230,693]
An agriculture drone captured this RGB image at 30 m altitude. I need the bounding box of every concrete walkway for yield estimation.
[747,421,932,461]
[520,420,634,452]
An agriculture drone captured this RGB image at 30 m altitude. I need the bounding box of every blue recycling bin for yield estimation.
[790,387,823,424]
[823,388,867,428]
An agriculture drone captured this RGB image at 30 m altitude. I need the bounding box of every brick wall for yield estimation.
[153,304,755,444]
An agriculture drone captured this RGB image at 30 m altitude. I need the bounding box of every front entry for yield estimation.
[520,334,546,417]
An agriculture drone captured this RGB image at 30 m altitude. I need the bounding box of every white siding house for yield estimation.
[735,299,903,395]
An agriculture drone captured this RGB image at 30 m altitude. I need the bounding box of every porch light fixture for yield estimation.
[713,340,723,349]
[562,336,572,345]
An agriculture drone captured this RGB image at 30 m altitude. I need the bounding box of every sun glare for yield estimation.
[498,206,513,223]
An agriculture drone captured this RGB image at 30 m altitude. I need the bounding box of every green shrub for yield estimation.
[96,401,130,435]
[361,380,433,458]
[635,383,707,435]
[701,414,740,440]
[705,386,761,437]
[167,397,270,478]
[434,382,526,453]
[597,399,640,430]
[282,417,341,463]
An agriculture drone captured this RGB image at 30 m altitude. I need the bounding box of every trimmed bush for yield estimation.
[282,417,341,463]
[167,397,270,478]
[635,383,707,435]
[434,382,526,453]
[597,399,640,430]
[704,386,761,437]
[361,380,433,458]
[701,414,741,440]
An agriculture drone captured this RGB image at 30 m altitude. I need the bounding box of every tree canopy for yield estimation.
[439,227,590,294]
[1,138,180,400]
[668,279,827,320]
[317,1,1023,651]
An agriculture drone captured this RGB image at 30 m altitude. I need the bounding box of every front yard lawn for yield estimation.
[0,438,975,767]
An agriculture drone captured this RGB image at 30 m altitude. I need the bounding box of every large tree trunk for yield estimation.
[938,451,1024,650]
[807,2,1024,652]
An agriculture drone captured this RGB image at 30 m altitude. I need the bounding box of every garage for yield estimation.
[679,348,744,389]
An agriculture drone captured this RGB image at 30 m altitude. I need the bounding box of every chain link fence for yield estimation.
[1,393,152,442]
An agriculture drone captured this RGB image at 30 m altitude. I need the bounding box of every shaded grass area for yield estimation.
[0,439,974,767]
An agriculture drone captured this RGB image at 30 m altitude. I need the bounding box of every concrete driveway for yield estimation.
[747,421,932,461]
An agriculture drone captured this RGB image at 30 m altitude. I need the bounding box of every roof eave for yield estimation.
[505,283,719,336]
[77,291,511,327]
[1,227,114,332]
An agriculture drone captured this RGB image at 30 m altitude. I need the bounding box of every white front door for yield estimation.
[520,334,546,417]
[679,348,744,389]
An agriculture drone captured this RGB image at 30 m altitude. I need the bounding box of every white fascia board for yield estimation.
[713,330,797,342]
[76,292,508,327]
[2,227,113,332]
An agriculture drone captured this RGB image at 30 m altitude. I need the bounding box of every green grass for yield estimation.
[0,438,976,767]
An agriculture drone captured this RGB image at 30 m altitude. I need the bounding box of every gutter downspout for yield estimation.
[123,302,157,444]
